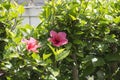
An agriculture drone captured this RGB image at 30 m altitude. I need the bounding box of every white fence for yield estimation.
[17,0,44,6]
[17,0,44,27]
[21,6,42,27]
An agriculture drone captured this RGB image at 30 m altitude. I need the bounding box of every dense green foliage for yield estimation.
[0,0,120,80]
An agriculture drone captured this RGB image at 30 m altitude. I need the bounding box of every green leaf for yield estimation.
[13,37,22,44]
[105,54,120,61]
[69,14,76,20]
[80,19,87,25]
[48,67,60,77]
[3,2,10,10]
[55,50,70,61]
[65,43,72,50]
[6,76,12,80]
[48,44,56,55]
[76,52,84,57]
[97,70,105,80]
[76,31,84,35]
[9,53,19,58]
[6,28,15,38]
[92,58,105,67]
[43,53,52,60]
[18,5,25,14]
[114,17,120,24]
[32,53,40,61]
[56,48,65,55]
[82,64,95,77]
[104,34,117,43]
[73,39,82,44]
[4,53,19,59]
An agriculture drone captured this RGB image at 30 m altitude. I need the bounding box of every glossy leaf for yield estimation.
[55,50,70,61]
[43,53,52,60]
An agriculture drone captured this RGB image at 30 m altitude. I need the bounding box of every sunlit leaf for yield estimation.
[48,67,60,77]
[56,48,65,55]
[69,14,76,20]
[56,50,70,61]
[6,28,15,37]
[32,53,40,61]
[48,44,56,55]
[18,5,25,14]
[43,53,52,60]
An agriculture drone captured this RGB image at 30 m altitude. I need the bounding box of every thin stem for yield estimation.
[72,53,79,80]
[52,0,55,25]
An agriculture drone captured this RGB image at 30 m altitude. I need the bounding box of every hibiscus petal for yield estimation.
[53,43,61,47]
[48,38,51,41]
[21,39,28,43]
[31,45,40,53]
[22,37,40,53]
[50,30,58,37]
[29,37,37,44]
[58,32,67,39]
[48,30,68,47]
[60,39,68,45]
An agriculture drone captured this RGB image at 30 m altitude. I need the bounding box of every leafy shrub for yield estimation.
[0,0,120,80]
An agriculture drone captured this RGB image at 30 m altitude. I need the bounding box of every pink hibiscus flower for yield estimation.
[48,30,68,47]
[22,37,40,53]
